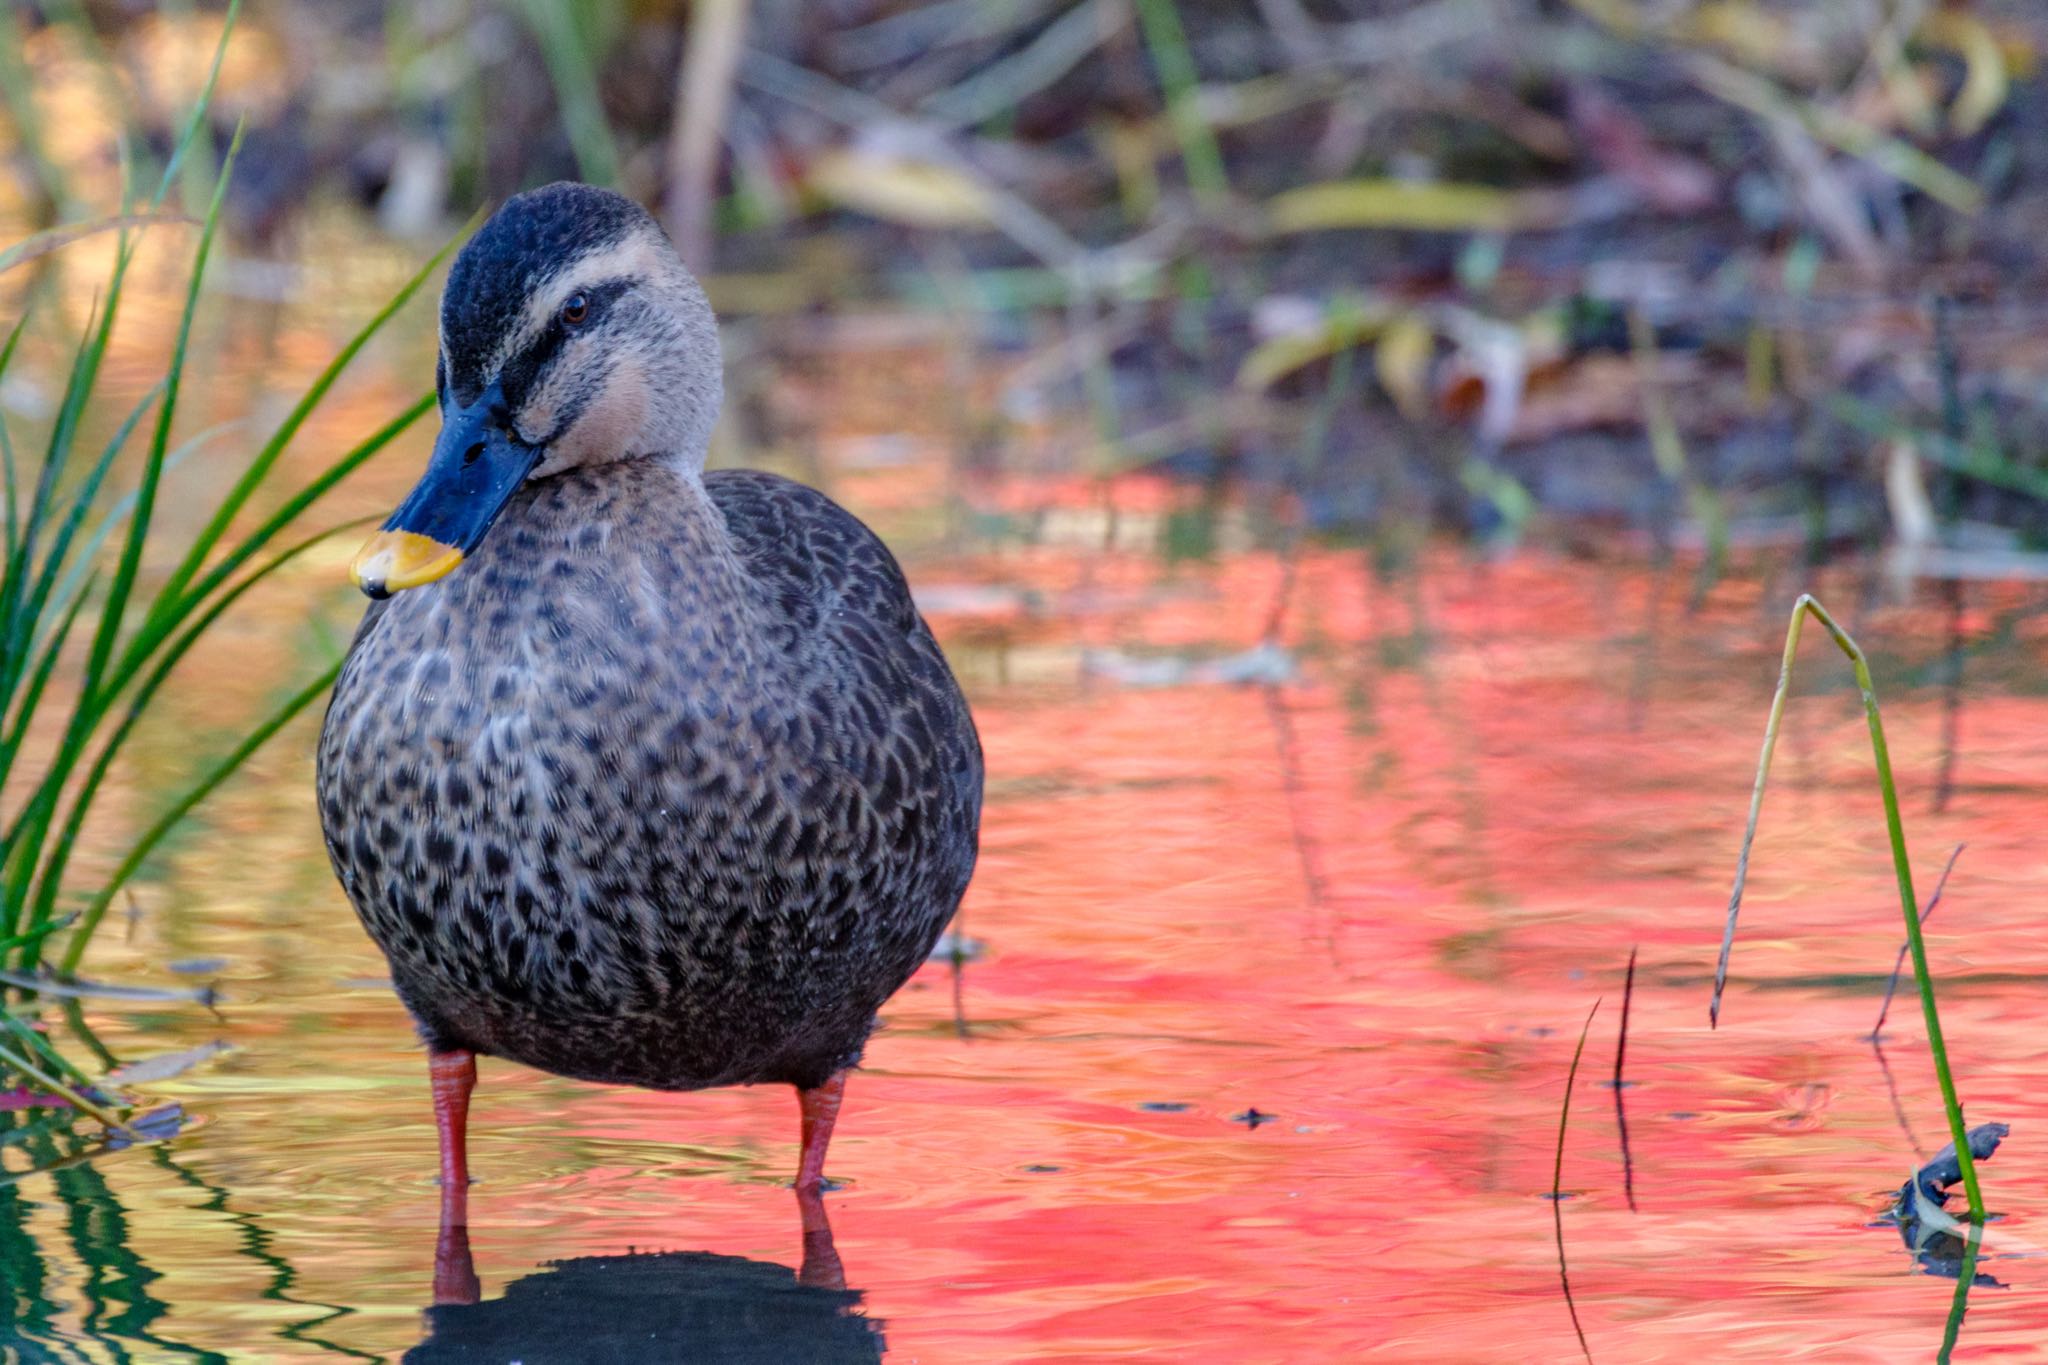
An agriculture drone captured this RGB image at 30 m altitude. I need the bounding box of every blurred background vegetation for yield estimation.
[7,0,2048,580]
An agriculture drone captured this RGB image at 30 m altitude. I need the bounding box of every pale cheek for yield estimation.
[571,360,651,462]
[529,360,651,477]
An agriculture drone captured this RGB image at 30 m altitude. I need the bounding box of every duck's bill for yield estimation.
[350,386,542,599]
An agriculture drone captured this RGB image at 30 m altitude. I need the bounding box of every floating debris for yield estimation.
[103,1104,188,1151]
[0,968,219,1007]
[1231,1108,1277,1129]
[1900,1123,2009,1217]
[912,584,1036,616]
[1082,643,1297,689]
[106,1041,231,1086]
[1139,1102,1193,1113]
[925,932,986,964]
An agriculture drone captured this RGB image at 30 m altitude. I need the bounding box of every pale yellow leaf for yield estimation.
[1920,12,2010,138]
[806,147,994,229]
[1267,180,1551,234]
[1374,314,1434,420]
[1236,302,1392,391]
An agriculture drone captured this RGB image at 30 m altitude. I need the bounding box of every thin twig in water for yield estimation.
[1612,947,1638,1213]
[1936,580,1964,812]
[950,917,971,1042]
[1554,998,1600,1365]
[1263,685,1340,971]
[1873,843,1964,1041]
[1934,298,1966,814]
[1873,1036,1926,1162]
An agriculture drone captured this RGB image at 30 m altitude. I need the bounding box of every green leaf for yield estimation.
[27,517,372,959]
[140,217,472,639]
[60,661,343,975]
[150,0,243,209]
[0,214,193,277]
[1268,180,1549,234]
[20,123,246,936]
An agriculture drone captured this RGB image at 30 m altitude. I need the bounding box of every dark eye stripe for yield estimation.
[497,277,634,409]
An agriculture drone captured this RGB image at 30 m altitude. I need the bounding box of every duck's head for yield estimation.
[351,182,722,599]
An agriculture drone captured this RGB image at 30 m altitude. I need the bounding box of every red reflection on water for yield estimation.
[360,525,2048,1362]
[22,372,2048,1358]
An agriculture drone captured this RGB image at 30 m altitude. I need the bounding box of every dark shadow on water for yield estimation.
[411,1191,882,1365]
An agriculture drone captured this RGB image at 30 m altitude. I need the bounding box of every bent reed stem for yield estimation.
[1711,593,1982,1220]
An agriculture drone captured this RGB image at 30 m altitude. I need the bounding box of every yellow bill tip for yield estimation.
[350,530,464,598]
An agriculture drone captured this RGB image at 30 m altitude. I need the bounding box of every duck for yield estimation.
[315,182,984,1264]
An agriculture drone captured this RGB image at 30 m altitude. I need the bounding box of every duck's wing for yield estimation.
[704,466,984,886]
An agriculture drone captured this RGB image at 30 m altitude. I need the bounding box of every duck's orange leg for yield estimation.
[795,1072,849,1288]
[795,1071,847,1194]
[429,1048,480,1305]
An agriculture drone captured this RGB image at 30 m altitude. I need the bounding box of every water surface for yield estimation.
[7,237,2048,1362]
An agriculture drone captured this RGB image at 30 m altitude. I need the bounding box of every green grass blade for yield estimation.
[0,414,15,570]
[149,0,241,209]
[152,394,432,627]
[1710,593,1983,1220]
[0,576,96,816]
[1133,0,1228,204]
[0,323,148,802]
[140,219,471,635]
[59,660,343,976]
[92,392,429,745]
[75,126,240,706]
[16,129,243,936]
[0,214,191,278]
[0,132,236,937]
[0,1038,127,1132]
[24,517,371,953]
[1939,1219,1984,1362]
[0,381,165,719]
[0,1008,97,1093]
[14,295,108,588]
[0,915,75,956]
[0,315,26,562]
[31,421,239,661]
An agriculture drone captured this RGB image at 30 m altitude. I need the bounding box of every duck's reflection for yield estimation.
[412,1189,881,1364]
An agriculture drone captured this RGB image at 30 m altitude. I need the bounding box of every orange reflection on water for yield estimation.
[7,252,2048,1357]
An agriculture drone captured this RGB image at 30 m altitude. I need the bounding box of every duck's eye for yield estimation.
[560,293,589,326]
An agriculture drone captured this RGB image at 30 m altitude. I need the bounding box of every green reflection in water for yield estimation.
[148,1148,381,1362]
[0,1107,218,1362]
[0,1005,377,1362]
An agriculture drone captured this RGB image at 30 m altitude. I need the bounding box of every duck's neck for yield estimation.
[503,455,761,668]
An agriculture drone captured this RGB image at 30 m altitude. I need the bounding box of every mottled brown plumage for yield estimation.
[320,460,980,1089]
[313,185,981,1229]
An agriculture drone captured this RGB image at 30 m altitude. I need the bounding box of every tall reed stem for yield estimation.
[1711,593,1982,1220]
